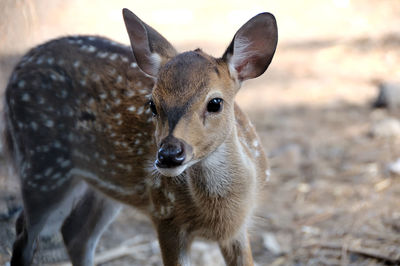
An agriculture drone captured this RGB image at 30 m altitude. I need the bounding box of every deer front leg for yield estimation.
[156,220,191,266]
[219,229,254,266]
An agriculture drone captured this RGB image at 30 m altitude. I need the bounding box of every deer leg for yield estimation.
[219,229,254,266]
[11,212,30,265]
[156,220,192,266]
[11,177,85,266]
[61,189,121,266]
[10,210,46,266]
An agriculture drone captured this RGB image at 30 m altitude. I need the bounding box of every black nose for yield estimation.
[156,138,185,168]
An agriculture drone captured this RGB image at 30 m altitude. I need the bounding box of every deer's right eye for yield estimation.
[149,100,158,116]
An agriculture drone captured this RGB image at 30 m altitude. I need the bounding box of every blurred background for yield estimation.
[1,0,400,265]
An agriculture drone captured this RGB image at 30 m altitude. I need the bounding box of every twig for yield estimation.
[295,212,334,226]
[302,241,400,264]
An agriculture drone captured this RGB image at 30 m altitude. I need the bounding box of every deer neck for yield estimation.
[188,122,257,199]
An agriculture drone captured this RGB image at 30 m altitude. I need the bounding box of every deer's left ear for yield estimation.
[123,8,177,77]
[222,12,278,82]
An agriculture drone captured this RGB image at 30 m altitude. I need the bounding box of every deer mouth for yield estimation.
[155,163,188,177]
[154,155,199,177]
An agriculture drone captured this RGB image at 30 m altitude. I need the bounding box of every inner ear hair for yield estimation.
[222,12,278,82]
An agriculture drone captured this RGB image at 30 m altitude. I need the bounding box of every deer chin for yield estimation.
[156,164,187,177]
[155,158,199,177]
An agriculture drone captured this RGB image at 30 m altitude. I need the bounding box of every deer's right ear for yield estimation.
[123,8,177,77]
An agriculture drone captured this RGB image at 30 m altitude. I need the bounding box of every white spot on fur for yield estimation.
[97,51,109,58]
[87,45,96,53]
[44,167,53,177]
[127,106,136,112]
[60,160,71,168]
[82,68,89,76]
[126,90,135,98]
[252,140,259,147]
[50,73,58,81]
[30,122,38,131]
[36,57,44,64]
[51,172,62,180]
[45,120,54,127]
[18,80,25,88]
[60,90,68,98]
[130,62,137,68]
[109,53,118,60]
[167,192,175,202]
[54,141,62,148]
[91,74,100,82]
[73,60,81,68]
[108,68,117,76]
[21,93,30,101]
[38,96,46,104]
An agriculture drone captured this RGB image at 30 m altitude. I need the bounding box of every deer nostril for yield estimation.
[156,142,186,168]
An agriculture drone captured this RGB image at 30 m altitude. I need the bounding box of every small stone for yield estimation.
[373,82,400,110]
[262,233,282,255]
[386,158,400,176]
[370,118,400,138]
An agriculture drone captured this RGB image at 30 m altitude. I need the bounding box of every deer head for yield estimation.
[123,8,278,177]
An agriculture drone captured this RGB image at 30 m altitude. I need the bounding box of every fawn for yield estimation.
[4,8,277,266]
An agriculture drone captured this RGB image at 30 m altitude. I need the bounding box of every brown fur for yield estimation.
[5,9,277,266]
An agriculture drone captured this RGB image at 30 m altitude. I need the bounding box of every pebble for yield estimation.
[373,82,400,110]
[262,233,282,255]
[370,118,400,138]
[386,158,400,176]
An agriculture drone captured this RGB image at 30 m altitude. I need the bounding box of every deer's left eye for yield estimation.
[207,98,223,113]
[149,100,158,116]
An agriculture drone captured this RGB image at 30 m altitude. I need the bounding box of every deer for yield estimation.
[4,8,277,266]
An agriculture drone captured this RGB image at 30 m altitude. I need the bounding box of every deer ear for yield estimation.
[122,8,177,77]
[222,12,278,82]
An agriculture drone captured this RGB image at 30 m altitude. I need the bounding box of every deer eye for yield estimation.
[207,98,223,113]
[149,100,158,116]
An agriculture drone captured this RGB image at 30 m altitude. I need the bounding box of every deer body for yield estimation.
[5,9,277,266]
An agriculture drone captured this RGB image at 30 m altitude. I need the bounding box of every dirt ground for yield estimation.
[1,0,400,265]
